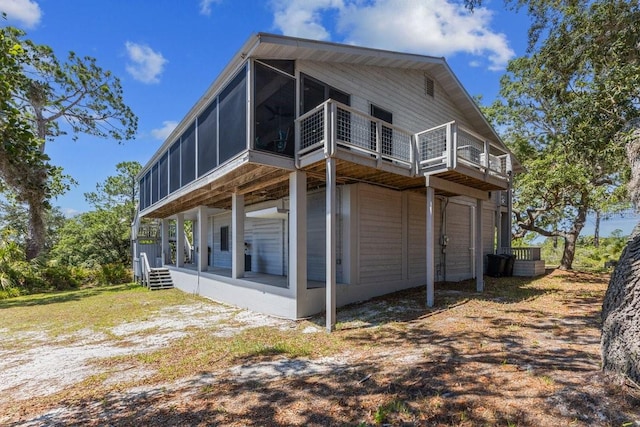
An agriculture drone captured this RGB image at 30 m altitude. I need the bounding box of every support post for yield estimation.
[426,186,435,307]
[476,198,484,292]
[176,214,184,267]
[197,206,208,273]
[232,193,245,279]
[507,175,513,249]
[326,157,337,331]
[161,218,170,265]
[495,208,502,254]
[289,171,307,318]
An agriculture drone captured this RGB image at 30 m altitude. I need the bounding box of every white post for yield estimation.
[289,171,307,318]
[495,208,502,254]
[426,186,435,307]
[161,218,170,265]
[232,193,245,279]
[326,157,337,332]
[476,198,484,292]
[176,214,184,267]
[507,176,513,250]
[197,206,208,273]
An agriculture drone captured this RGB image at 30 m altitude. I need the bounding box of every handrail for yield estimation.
[417,121,510,178]
[140,252,151,287]
[296,99,414,169]
[184,231,192,262]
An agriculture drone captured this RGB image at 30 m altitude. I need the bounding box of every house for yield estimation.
[133,33,537,331]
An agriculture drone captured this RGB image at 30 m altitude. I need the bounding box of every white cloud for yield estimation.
[151,121,178,140]
[62,208,80,218]
[124,42,167,84]
[271,0,344,41]
[0,0,42,28]
[199,0,222,16]
[270,0,514,71]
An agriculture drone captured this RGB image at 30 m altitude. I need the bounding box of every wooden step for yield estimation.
[147,268,174,290]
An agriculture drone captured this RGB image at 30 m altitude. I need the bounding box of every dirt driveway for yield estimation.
[1,270,639,426]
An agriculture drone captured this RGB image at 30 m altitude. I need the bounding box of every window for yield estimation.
[220,226,229,252]
[169,140,180,193]
[197,100,218,177]
[371,105,393,156]
[180,123,196,186]
[151,163,159,204]
[219,67,247,164]
[139,176,146,210]
[301,74,351,144]
[258,59,294,76]
[301,74,350,113]
[143,170,151,209]
[159,151,168,199]
[254,61,295,156]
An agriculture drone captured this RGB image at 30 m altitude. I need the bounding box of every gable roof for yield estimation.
[143,32,518,175]
[245,33,505,148]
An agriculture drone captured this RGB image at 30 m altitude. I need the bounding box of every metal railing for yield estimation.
[416,121,511,178]
[499,247,541,261]
[298,102,511,180]
[296,100,414,170]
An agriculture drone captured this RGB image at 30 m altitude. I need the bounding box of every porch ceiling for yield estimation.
[146,163,294,218]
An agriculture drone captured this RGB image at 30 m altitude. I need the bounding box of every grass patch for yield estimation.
[108,325,345,384]
[0,284,204,340]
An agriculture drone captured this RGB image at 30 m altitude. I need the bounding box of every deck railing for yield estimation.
[297,100,511,180]
[499,247,541,261]
[416,121,511,178]
[297,100,415,170]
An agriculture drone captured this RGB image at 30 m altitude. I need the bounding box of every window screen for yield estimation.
[181,123,196,185]
[151,163,159,205]
[169,140,180,193]
[254,62,295,156]
[197,100,218,177]
[159,151,168,199]
[139,177,146,210]
[219,67,247,164]
[143,170,151,210]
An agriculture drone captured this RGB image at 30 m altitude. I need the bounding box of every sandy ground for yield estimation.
[2,273,640,426]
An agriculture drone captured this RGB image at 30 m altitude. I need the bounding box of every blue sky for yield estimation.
[1,0,636,235]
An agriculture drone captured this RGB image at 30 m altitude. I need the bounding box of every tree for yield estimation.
[602,120,640,385]
[0,196,66,253]
[84,161,141,225]
[466,0,640,393]
[51,162,142,268]
[0,25,137,260]
[487,0,638,269]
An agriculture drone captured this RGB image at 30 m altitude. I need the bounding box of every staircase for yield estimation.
[147,268,174,290]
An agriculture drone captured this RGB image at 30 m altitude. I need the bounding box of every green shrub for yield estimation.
[0,286,21,299]
[41,264,80,290]
[99,263,131,285]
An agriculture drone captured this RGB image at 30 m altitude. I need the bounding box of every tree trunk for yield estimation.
[25,196,46,261]
[559,200,587,270]
[601,223,640,384]
[594,211,601,247]
[559,234,577,270]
